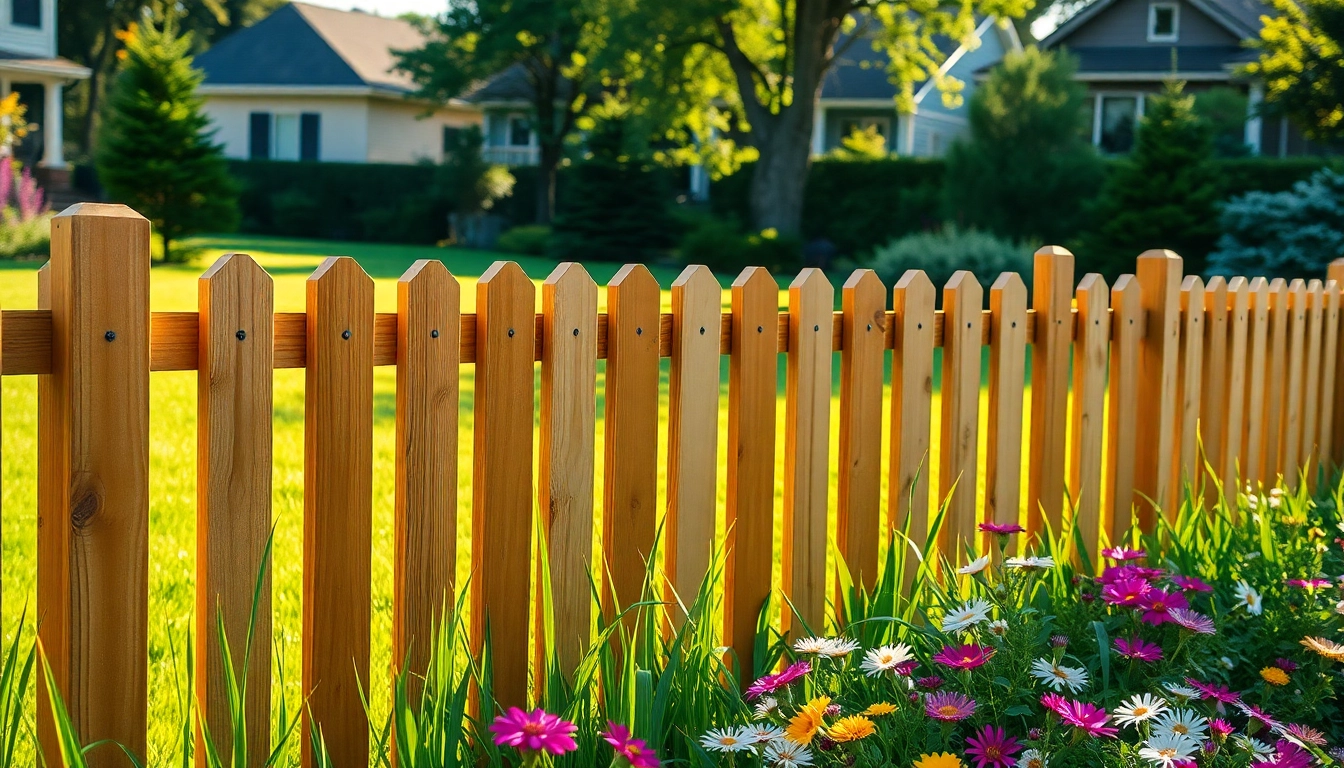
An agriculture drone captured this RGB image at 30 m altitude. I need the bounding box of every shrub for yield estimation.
[1193,86,1252,157]
[1207,167,1344,278]
[678,213,802,274]
[496,224,552,255]
[865,227,1033,294]
[0,212,53,260]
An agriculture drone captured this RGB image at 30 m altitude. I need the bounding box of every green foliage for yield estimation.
[441,127,515,217]
[1192,87,1252,157]
[95,20,238,262]
[677,212,802,274]
[832,126,891,160]
[496,225,553,256]
[864,227,1034,293]
[1247,0,1344,142]
[1207,167,1344,278]
[0,212,52,260]
[944,47,1106,244]
[1084,80,1221,277]
[0,611,34,768]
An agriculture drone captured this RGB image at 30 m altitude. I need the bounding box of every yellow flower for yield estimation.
[914,753,965,768]
[785,696,830,745]
[862,702,898,716]
[1260,666,1290,686]
[827,715,875,742]
[1301,636,1344,662]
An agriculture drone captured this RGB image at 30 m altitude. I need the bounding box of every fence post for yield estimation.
[1281,280,1308,488]
[1174,276,1204,503]
[1261,279,1290,484]
[1027,247,1074,539]
[1330,260,1344,469]
[1134,250,1182,525]
[1200,277,1228,501]
[1222,278,1250,502]
[939,271,982,560]
[1244,278,1271,486]
[985,273,1027,556]
[889,271,934,586]
[37,204,151,767]
[1105,275,1141,541]
[1301,280,1325,491]
[198,254,273,767]
[1070,274,1109,564]
[1321,277,1341,473]
[837,270,885,592]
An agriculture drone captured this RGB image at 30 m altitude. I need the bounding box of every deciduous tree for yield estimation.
[1246,0,1344,142]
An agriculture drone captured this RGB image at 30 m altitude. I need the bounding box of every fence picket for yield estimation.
[940,272,983,559]
[890,271,935,571]
[1321,280,1341,473]
[1282,280,1308,488]
[471,262,535,707]
[1262,279,1290,484]
[1244,278,1271,486]
[1105,275,1142,543]
[725,267,778,682]
[1175,276,1205,499]
[1301,280,1325,490]
[1027,248,1074,538]
[1071,274,1109,563]
[1134,251,1183,523]
[1223,278,1250,499]
[985,273,1027,555]
[837,270,886,591]
[197,254,273,767]
[1331,260,1344,468]
[1200,277,1229,498]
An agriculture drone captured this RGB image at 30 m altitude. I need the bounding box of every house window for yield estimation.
[508,116,531,146]
[443,126,462,154]
[12,0,39,27]
[839,116,890,139]
[1096,95,1141,153]
[248,112,320,161]
[1148,2,1179,42]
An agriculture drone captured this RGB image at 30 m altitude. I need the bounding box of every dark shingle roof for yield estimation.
[1066,44,1255,72]
[819,29,971,100]
[463,63,536,103]
[196,2,425,93]
[1043,0,1271,48]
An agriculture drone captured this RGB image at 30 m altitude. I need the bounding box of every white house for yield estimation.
[195,2,480,165]
[0,0,90,183]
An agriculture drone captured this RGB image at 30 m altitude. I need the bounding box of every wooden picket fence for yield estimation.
[1,203,1343,767]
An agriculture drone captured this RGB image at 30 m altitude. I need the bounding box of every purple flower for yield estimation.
[1186,677,1241,713]
[1237,702,1283,731]
[602,722,660,768]
[1039,693,1068,717]
[1101,546,1147,561]
[1139,589,1189,625]
[15,166,43,221]
[1210,718,1235,741]
[979,521,1025,535]
[1056,700,1118,738]
[1050,635,1069,649]
[744,660,810,699]
[489,708,579,755]
[1172,575,1213,593]
[1113,636,1163,662]
[1285,578,1331,590]
[932,643,993,670]
[1280,723,1326,747]
[916,675,944,690]
[1169,608,1216,635]
[965,725,1022,768]
[925,691,977,722]
[1252,740,1313,768]
[1101,577,1151,606]
[0,155,12,209]
[1273,658,1298,672]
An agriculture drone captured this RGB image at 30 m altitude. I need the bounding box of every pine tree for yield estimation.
[96,19,237,262]
[1084,80,1221,277]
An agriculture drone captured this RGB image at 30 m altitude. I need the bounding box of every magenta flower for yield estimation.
[1252,740,1313,768]
[979,521,1025,535]
[932,643,993,670]
[1057,700,1118,738]
[1101,577,1151,606]
[1273,658,1298,672]
[916,675,944,690]
[1210,718,1235,741]
[1186,677,1241,712]
[965,725,1022,768]
[1237,702,1283,730]
[743,660,810,699]
[925,691,977,722]
[602,722,659,768]
[776,660,810,685]
[1113,636,1163,662]
[1285,578,1331,590]
[1101,546,1147,561]
[1281,723,1326,746]
[1172,575,1213,593]
[1169,608,1216,635]
[1039,692,1068,717]
[489,708,579,755]
[893,660,918,676]
[1139,588,1189,625]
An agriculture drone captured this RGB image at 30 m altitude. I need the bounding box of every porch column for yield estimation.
[43,80,64,167]
[898,112,916,155]
[811,104,826,156]
[1245,82,1263,156]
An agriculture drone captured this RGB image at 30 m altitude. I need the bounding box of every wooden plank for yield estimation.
[197,254,273,767]
[1320,280,1341,473]
[1070,274,1109,565]
[1262,279,1290,484]
[393,261,459,692]
[939,271,983,560]
[1105,276,1142,545]
[1243,278,1271,486]
[1027,247,1074,538]
[985,272,1027,555]
[537,263,596,675]
[1134,251,1182,526]
[301,257,374,768]
[1200,276,1229,498]
[782,269,832,635]
[37,204,151,767]
[724,267,778,682]
[836,270,886,590]
[1174,276,1205,502]
[1281,280,1308,488]
[1222,278,1250,497]
[1301,280,1325,490]
[471,262,535,707]
[889,271,936,568]
[1331,260,1344,468]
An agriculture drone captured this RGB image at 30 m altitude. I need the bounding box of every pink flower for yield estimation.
[1273,658,1298,672]
[916,675,944,690]
[1101,546,1147,561]
[1281,723,1326,747]
[1169,608,1216,635]
[1113,636,1163,662]
[489,708,579,755]
[965,725,1022,768]
[1139,589,1189,625]
[602,722,659,768]
[1039,693,1068,717]
[1056,700,1118,738]
[932,643,993,670]
[744,660,810,699]
[1237,702,1282,730]
[925,691,977,722]
[893,660,918,676]
[1172,575,1213,593]
[1210,719,1235,740]
[1186,677,1241,712]
[1101,577,1151,606]
[1285,578,1331,590]
[1252,740,1313,768]
[979,521,1025,535]
[775,660,811,685]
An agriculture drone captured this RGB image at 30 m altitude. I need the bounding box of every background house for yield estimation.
[195,2,480,165]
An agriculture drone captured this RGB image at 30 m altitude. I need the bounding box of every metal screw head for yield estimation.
[104,330,116,342]
[867,323,872,331]
[572,328,579,337]
[236,329,247,341]
[813,324,819,332]
[508,328,515,338]
[757,325,763,333]
[342,329,351,340]
[636,327,643,336]
[431,329,440,339]
[699,326,705,335]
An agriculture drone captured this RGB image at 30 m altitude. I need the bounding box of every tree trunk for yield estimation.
[81,68,101,156]
[536,141,560,225]
[747,109,816,237]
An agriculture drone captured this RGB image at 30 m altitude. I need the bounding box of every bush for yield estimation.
[1207,167,1344,278]
[0,211,52,259]
[1193,86,1252,157]
[677,212,802,275]
[496,224,552,255]
[865,227,1033,294]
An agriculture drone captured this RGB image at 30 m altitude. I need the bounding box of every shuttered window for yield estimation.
[249,112,270,159]
[249,112,320,161]
[300,113,320,161]
[12,0,39,27]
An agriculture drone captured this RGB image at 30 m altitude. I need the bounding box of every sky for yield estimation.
[301,0,446,16]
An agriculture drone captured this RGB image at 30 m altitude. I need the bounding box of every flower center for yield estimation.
[986,747,1002,759]
[1158,748,1177,758]
[1028,759,1044,768]
[938,705,959,717]
[522,722,546,736]
[1051,668,1068,679]
[1173,725,1189,735]
[1134,707,1149,716]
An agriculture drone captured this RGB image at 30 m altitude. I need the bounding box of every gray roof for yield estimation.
[1066,44,1257,72]
[196,2,426,93]
[1043,0,1271,48]
[464,63,538,103]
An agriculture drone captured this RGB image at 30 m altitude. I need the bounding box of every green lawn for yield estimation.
[0,235,1019,766]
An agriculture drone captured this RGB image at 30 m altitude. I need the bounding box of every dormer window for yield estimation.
[1148,2,1179,42]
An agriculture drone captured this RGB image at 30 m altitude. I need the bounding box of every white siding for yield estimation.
[366,99,480,164]
[202,94,371,162]
[0,0,56,57]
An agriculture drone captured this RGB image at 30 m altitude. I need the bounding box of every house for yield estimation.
[195,2,480,165]
[1040,0,1312,155]
[0,0,90,187]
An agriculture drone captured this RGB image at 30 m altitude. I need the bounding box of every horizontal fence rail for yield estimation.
[1,203,1342,767]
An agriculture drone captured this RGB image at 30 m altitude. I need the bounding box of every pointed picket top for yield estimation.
[843,268,883,295]
[1077,272,1109,301]
[894,268,935,305]
[609,262,659,293]
[944,269,983,307]
[1205,274,1227,294]
[990,271,1026,306]
[790,266,831,293]
[201,252,272,287]
[732,265,777,294]
[399,258,456,289]
[843,269,886,341]
[544,261,595,292]
[478,259,533,290]
[673,264,719,294]
[54,202,148,221]
[308,254,373,289]
[1183,274,1206,295]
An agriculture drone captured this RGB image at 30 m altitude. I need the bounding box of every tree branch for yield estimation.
[716,16,775,133]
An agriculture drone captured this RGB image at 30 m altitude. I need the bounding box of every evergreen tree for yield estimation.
[1084,80,1220,277]
[96,19,237,262]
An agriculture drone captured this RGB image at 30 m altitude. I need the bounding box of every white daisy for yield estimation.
[1335,599,1344,616]
[792,637,833,655]
[1234,580,1263,616]
[987,619,1009,637]
[753,697,779,720]
[1016,748,1048,768]
[1138,733,1201,768]
[940,599,993,634]
[701,726,754,752]
[860,643,915,676]
[1237,736,1274,757]
[743,724,785,744]
[1162,683,1200,700]
[764,739,815,767]
[1151,708,1209,742]
[1006,556,1055,570]
[1113,694,1169,727]
[820,637,861,658]
[958,555,991,575]
[1030,657,1089,693]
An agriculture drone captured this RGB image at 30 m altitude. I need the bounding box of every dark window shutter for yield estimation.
[249,112,271,159]
[300,113,320,161]
[12,0,39,27]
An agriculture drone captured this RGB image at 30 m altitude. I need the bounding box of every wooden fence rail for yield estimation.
[2,204,1342,767]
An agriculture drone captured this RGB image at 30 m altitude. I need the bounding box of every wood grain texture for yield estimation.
[782,269,832,635]
[1301,280,1325,490]
[939,271,983,559]
[1134,251,1182,525]
[538,263,596,675]
[724,267,778,682]
[1070,274,1109,564]
[1105,276,1142,544]
[890,271,936,567]
[394,261,459,692]
[471,262,535,708]
[1281,280,1308,487]
[1175,277,1205,501]
[1244,278,1271,486]
[37,205,151,768]
[1331,260,1344,468]
[1200,277,1229,499]
[985,272,1027,555]
[664,266,721,626]
[836,270,886,591]
[302,257,374,768]
[197,254,273,768]
[1320,280,1341,473]
[1223,278,1250,496]
[1261,279,1289,484]
[1027,247,1074,538]
[602,265,661,626]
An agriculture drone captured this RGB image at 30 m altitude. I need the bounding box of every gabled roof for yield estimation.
[1041,0,1269,47]
[196,2,427,94]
